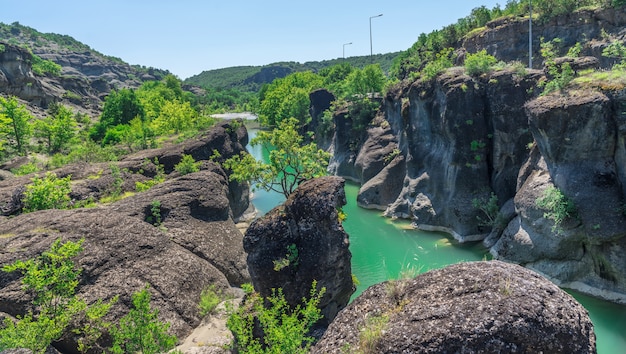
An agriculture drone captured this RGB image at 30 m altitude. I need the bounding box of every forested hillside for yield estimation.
[184,52,400,92]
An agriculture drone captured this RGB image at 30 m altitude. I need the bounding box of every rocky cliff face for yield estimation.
[0,26,170,118]
[327,7,626,303]
[314,261,596,353]
[244,176,354,332]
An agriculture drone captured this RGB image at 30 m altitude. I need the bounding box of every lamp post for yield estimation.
[343,42,352,59]
[369,13,383,62]
[529,0,533,68]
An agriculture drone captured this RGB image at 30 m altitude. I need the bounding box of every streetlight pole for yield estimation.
[529,0,533,68]
[370,14,383,62]
[343,42,352,59]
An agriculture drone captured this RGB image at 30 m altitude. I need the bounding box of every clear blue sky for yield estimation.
[1,1,505,79]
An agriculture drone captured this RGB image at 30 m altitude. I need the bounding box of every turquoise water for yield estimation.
[246,128,626,353]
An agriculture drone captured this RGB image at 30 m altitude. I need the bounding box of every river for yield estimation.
[245,128,626,353]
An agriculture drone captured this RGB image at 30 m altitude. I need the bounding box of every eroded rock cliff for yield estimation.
[326,7,626,303]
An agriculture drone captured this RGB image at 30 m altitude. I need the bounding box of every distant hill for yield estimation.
[184,52,401,92]
[0,21,172,117]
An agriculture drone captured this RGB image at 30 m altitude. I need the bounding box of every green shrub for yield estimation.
[174,154,201,175]
[198,285,222,317]
[272,243,299,271]
[10,160,41,175]
[536,186,577,232]
[31,54,61,76]
[464,50,497,76]
[227,281,325,353]
[0,239,116,354]
[23,172,72,212]
[110,285,177,354]
[472,192,500,228]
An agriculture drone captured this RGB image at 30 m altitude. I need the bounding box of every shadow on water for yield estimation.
[245,127,626,354]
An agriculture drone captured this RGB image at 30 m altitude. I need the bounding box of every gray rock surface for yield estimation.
[244,176,354,331]
[314,261,596,354]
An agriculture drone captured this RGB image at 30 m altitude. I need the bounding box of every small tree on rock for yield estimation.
[224,118,330,198]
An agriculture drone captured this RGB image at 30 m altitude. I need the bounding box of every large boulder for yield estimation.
[314,261,596,353]
[244,176,354,331]
[0,122,251,351]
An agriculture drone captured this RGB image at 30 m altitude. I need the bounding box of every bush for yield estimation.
[227,282,325,353]
[174,154,201,175]
[23,172,72,212]
[464,50,498,76]
[31,54,61,76]
[0,239,116,354]
[536,186,577,232]
[198,285,222,317]
[110,285,177,354]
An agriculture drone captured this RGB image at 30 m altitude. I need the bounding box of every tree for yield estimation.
[342,64,386,98]
[33,104,77,154]
[0,95,32,156]
[110,285,177,354]
[90,89,144,141]
[224,118,330,198]
[258,71,323,127]
[151,99,196,134]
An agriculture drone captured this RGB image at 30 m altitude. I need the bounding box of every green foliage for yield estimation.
[135,158,166,192]
[73,297,118,354]
[91,88,144,142]
[224,118,330,198]
[227,281,325,354]
[342,64,386,98]
[110,285,177,354]
[602,41,626,69]
[0,239,114,353]
[539,38,575,94]
[472,192,500,228]
[147,200,162,227]
[421,48,455,80]
[258,71,323,127]
[383,148,400,165]
[198,285,222,317]
[11,159,41,175]
[174,154,201,175]
[23,172,72,212]
[536,186,577,232]
[30,53,61,76]
[273,244,299,271]
[33,103,77,154]
[0,95,32,157]
[567,42,583,58]
[184,53,400,93]
[464,50,498,76]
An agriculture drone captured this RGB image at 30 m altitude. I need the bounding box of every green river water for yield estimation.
[246,129,626,353]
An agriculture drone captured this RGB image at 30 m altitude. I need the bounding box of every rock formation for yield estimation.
[0,121,250,351]
[326,6,626,303]
[244,176,354,331]
[0,23,171,118]
[313,261,596,353]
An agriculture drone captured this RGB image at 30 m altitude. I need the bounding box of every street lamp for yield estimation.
[343,42,352,59]
[529,0,533,68]
[370,13,383,61]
